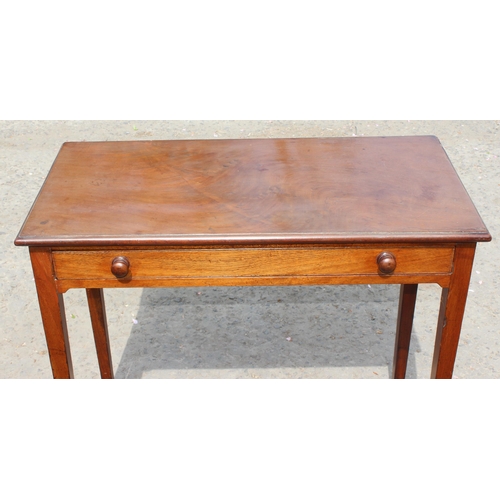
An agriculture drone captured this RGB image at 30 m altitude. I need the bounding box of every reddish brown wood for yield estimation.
[431,243,477,378]
[393,284,418,378]
[86,288,113,379]
[110,256,130,278]
[377,252,397,274]
[15,137,491,379]
[29,247,73,378]
[52,246,454,280]
[14,136,491,248]
[55,272,452,294]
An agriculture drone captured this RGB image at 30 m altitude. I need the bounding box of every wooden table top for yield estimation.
[15,136,491,247]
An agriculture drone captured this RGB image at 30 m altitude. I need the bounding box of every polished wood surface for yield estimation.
[86,288,113,379]
[16,136,491,379]
[55,272,453,295]
[51,245,454,281]
[29,247,73,378]
[377,252,397,274]
[15,136,491,247]
[393,284,418,378]
[431,243,477,378]
[110,256,130,278]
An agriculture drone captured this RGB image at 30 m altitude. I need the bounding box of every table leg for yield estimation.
[431,243,476,378]
[86,289,114,379]
[29,247,73,379]
[393,284,418,379]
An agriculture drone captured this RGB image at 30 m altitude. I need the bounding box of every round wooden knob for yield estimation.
[111,256,130,278]
[377,252,396,274]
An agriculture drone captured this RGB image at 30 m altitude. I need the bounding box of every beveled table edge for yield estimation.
[14,230,492,247]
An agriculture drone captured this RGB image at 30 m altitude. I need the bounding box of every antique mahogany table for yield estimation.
[15,136,491,378]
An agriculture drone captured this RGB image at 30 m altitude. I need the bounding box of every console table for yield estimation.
[15,136,491,378]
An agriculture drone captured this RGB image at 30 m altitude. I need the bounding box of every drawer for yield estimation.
[52,246,454,280]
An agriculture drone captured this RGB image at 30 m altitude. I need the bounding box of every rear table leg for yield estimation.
[86,288,114,379]
[393,284,418,379]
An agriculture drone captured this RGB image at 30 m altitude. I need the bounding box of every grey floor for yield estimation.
[1,120,499,378]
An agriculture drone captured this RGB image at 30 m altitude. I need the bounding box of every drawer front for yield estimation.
[52,246,454,280]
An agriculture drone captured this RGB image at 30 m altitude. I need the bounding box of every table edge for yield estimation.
[14,231,493,247]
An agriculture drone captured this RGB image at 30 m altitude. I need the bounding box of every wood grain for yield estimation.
[52,246,454,280]
[29,247,73,378]
[55,273,452,293]
[86,288,113,379]
[16,137,490,379]
[393,284,418,378]
[431,243,477,378]
[15,137,491,247]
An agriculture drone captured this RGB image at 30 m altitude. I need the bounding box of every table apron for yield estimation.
[51,246,454,292]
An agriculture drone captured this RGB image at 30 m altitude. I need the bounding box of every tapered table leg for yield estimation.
[30,247,73,379]
[393,284,418,379]
[431,243,476,378]
[86,288,114,379]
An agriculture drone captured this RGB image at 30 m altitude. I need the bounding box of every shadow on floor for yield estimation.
[114,284,422,378]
